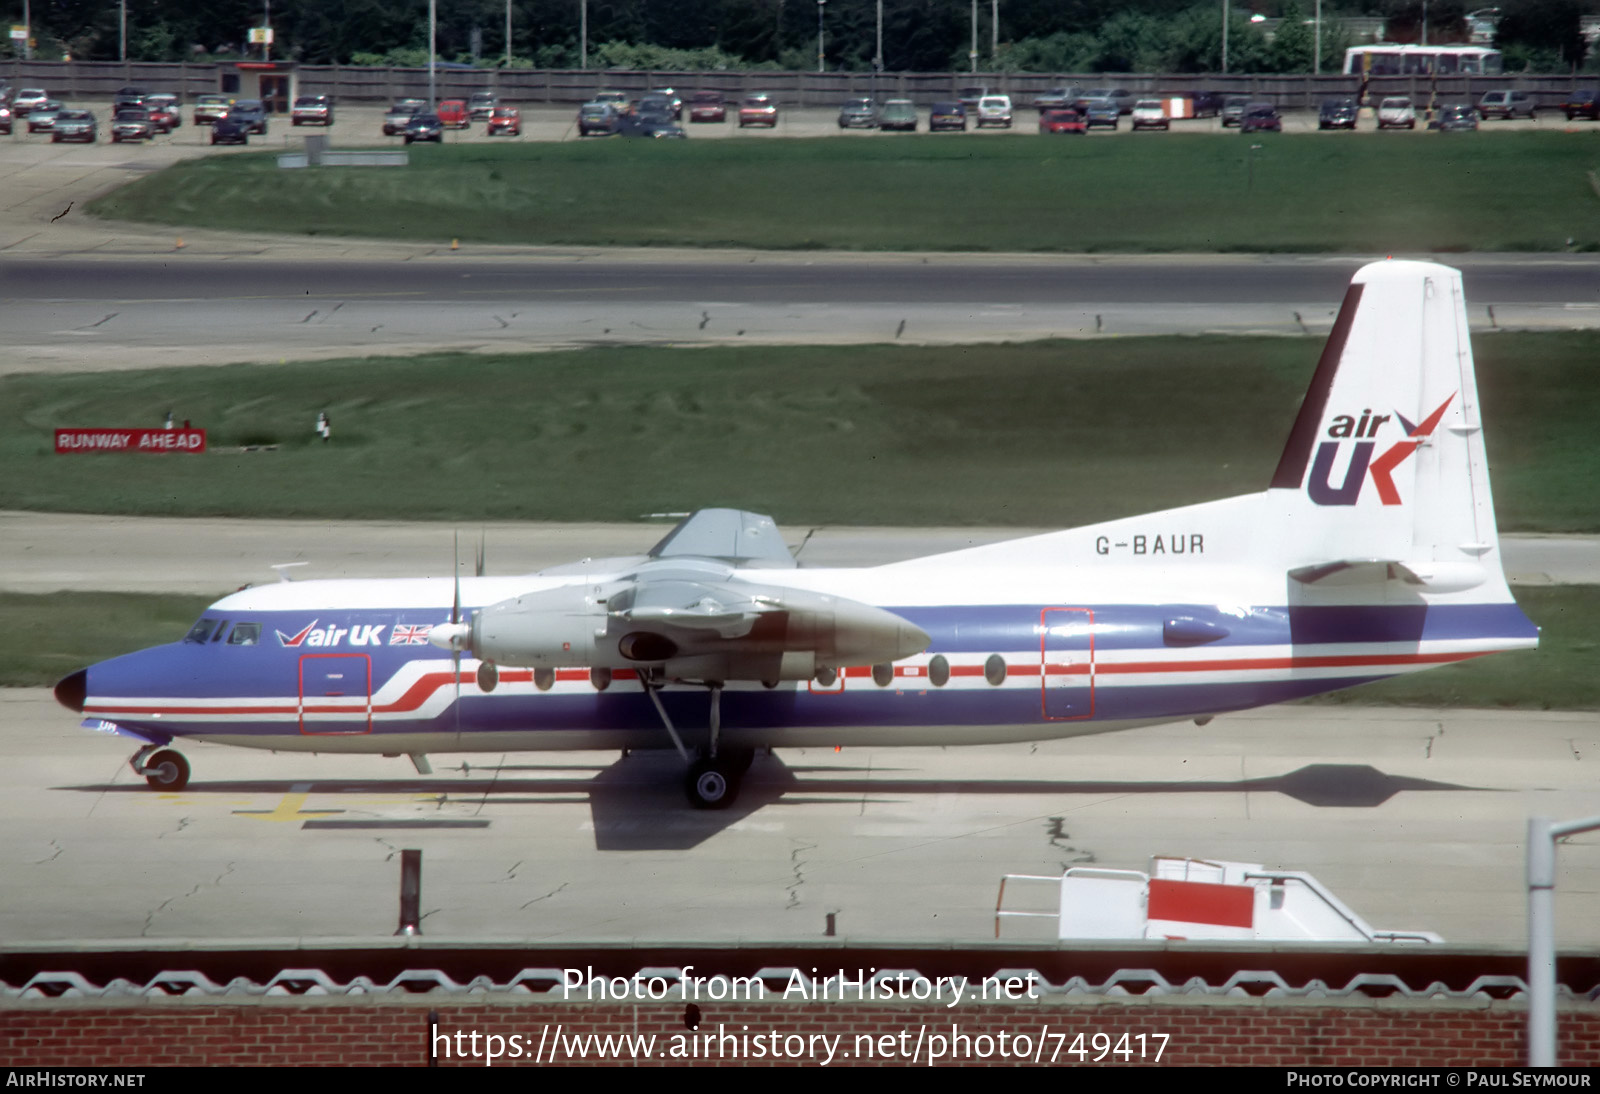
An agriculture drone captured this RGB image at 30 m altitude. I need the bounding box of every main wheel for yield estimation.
[685,758,739,810]
[144,749,190,791]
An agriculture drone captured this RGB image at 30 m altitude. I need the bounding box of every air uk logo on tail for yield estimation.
[1308,395,1456,506]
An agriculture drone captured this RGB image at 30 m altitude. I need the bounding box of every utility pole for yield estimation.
[428,0,437,107]
[1314,0,1321,76]
[505,0,512,66]
[992,0,999,66]
[1221,0,1229,75]
[581,0,587,69]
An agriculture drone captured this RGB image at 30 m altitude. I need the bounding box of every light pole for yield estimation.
[969,0,977,74]
[428,0,437,108]
[1527,814,1600,1066]
[1314,0,1321,76]
[505,0,511,66]
[817,0,826,74]
[1221,0,1229,75]
[991,0,999,67]
[580,0,587,70]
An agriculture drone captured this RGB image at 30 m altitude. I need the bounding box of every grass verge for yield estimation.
[4,586,1591,708]
[86,132,1600,253]
[4,333,1597,531]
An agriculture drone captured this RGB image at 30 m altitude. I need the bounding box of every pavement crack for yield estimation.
[520,881,569,910]
[785,839,817,910]
[698,310,710,330]
[1046,817,1094,868]
[157,816,193,839]
[81,312,119,329]
[50,201,74,222]
[500,859,523,883]
[300,310,319,323]
[33,840,63,864]
[373,836,403,862]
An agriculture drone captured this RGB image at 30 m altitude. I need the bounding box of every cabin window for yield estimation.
[184,618,218,644]
[227,622,261,646]
[984,654,1007,686]
[928,655,950,687]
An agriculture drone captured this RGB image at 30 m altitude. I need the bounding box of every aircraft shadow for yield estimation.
[61,759,1481,851]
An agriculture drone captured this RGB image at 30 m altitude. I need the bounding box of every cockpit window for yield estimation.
[227,622,261,646]
[184,618,218,644]
[210,619,229,642]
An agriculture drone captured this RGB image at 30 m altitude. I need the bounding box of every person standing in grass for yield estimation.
[316,411,331,444]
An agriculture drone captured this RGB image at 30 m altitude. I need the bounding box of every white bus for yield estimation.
[1343,44,1503,76]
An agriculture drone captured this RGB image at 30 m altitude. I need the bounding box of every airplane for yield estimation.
[54,259,1539,809]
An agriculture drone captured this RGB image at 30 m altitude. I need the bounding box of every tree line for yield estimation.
[1,0,1589,73]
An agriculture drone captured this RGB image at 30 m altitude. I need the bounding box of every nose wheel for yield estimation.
[131,746,190,791]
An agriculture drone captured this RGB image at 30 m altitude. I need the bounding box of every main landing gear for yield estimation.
[640,674,755,809]
[131,744,190,790]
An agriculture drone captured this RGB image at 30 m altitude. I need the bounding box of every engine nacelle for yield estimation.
[461,578,929,681]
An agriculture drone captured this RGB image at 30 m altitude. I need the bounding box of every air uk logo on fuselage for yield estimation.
[275,620,387,647]
[1308,395,1455,506]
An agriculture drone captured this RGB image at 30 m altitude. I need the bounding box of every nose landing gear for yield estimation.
[130,745,191,791]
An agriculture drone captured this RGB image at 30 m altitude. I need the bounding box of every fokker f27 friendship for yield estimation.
[56,260,1539,808]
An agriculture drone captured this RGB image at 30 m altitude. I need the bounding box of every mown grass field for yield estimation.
[4,586,1592,707]
[86,132,1600,253]
[4,333,1596,531]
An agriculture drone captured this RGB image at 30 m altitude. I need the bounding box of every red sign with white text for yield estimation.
[55,429,207,454]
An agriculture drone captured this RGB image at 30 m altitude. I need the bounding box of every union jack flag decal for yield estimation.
[389,625,432,645]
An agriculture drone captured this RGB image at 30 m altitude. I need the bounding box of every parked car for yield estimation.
[382,99,425,135]
[1478,89,1537,120]
[1031,86,1082,112]
[577,102,618,137]
[145,93,181,130]
[486,105,521,136]
[1187,91,1225,118]
[879,99,918,131]
[50,109,97,143]
[838,98,879,129]
[1377,96,1416,129]
[403,112,444,144]
[193,93,232,125]
[110,108,154,142]
[210,113,251,145]
[291,95,334,126]
[1038,108,1086,135]
[636,93,676,120]
[1563,88,1599,121]
[1428,103,1479,131]
[12,88,49,115]
[648,87,683,118]
[1318,97,1358,130]
[929,101,967,131]
[592,90,630,114]
[975,95,1013,128]
[26,100,63,133]
[1220,95,1250,127]
[957,85,988,110]
[1083,98,1120,129]
[1238,102,1283,133]
[617,109,685,138]
[437,99,470,129]
[467,92,498,120]
[1131,99,1169,130]
[227,100,269,135]
[689,91,726,122]
[0,103,12,135]
[1079,87,1135,114]
[739,93,779,128]
[112,86,148,112]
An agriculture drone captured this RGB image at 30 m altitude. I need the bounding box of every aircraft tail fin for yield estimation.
[1267,259,1505,592]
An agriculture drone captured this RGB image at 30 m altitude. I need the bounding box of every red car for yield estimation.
[689,91,726,123]
[486,106,521,136]
[1039,108,1086,135]
[437,99,470,129]
[738,93,778,128]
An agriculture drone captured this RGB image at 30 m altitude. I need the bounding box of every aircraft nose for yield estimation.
[54,668,87,713]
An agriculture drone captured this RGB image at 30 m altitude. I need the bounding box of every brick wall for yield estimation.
[6,1000,1599,1066]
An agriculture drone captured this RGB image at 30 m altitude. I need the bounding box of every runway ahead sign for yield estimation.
[55,428,207,454]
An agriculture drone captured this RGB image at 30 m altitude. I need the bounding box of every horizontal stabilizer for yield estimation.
[1289,558,1487,592]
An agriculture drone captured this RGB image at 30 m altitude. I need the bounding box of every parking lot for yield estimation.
[2,96,1579,158]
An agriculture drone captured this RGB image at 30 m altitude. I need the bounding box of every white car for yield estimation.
[975,95,1013,128]
[1377,96,1416,130]
[1131,99,1169,130]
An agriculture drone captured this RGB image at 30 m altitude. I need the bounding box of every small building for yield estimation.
[219,61,298,115]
